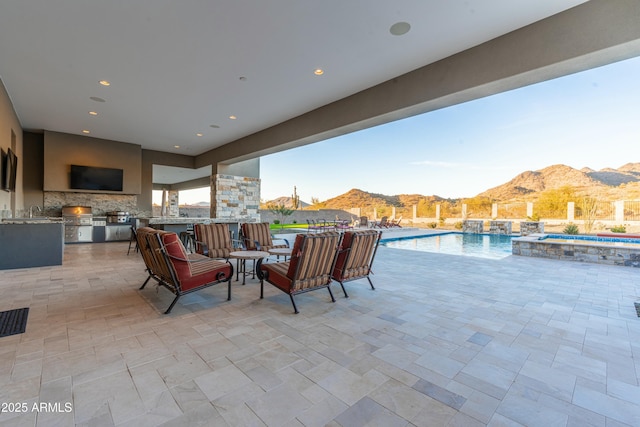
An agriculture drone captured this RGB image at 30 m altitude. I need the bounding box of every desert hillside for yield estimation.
[477,163,640,201]
[266,163,640,213]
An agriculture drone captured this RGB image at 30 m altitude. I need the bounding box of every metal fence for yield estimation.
[575,201,615,221]
[497,202,527,219]
[624,200,640,221]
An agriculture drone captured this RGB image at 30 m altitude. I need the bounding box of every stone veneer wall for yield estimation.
[519,221,544,236]
[512,236,640,268]
[462,220,483,233]
[213,174,260,222]
[489,220,512,235]
[43,192,150,217]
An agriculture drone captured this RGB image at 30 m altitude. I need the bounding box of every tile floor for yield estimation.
[1,231,639,426]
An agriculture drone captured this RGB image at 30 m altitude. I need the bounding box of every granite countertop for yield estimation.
[1,218,65,224]
[148,217,251,224]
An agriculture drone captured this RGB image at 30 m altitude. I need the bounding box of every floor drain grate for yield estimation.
[0,307,29,338]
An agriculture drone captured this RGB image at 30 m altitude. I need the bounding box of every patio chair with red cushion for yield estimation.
[257,231,342,314]
[136,227,233,314]
[241,222,289,251]
[331,229,382,298]
[193,223,236,259]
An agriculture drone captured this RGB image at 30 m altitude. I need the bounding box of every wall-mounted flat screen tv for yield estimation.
[2,148,17,192]
[70,165,123,191]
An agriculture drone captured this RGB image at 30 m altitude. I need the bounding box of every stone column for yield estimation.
[413,205,417,220]
[168,190,179,217]
[527,202,533,218]
[435,204,441,221]
[492,203,498,219]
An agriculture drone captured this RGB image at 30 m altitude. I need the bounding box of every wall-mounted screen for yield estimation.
[70,165,123,191]
[2,148,17,192]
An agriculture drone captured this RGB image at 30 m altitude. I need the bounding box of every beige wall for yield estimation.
[22,131,44,209]
[43,130,142,194]
[0,78,23,216]
[140,149,197,212]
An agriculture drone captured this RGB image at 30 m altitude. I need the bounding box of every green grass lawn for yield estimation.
[269,223,309,231]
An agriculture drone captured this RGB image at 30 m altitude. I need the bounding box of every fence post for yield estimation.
[567,202,575,221]
[462,204,468,219]
[527,202,533,218]
[413,205,417,220]
[392,206,396,219]
[615,200,624,223]
[436,204,441,221]
[492,203,498,219]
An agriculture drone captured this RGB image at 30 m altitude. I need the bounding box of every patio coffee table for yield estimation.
[268,247,293,261]
[229,251,269,285]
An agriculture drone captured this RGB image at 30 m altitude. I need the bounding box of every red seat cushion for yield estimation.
[161,233,232,291]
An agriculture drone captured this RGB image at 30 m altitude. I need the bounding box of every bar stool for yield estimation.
[127,225,138,255]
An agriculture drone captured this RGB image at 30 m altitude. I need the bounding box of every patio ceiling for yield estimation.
[0,0,587,161]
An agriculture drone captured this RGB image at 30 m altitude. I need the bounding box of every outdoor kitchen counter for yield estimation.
[0,221,64,269]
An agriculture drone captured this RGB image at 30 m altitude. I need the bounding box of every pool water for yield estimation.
[381,232,514,259]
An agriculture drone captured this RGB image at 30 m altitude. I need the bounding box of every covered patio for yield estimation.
[1,235,638,426]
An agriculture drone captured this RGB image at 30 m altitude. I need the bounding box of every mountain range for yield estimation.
[271,163,640,210]
[477,163,640,201]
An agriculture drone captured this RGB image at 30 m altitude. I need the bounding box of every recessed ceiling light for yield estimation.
[314,69,324,76]
[82,130,90,134]
[90,96,106,102]
[196,133,203,137]
[99,80,111,86]
[229,115,237,120]
[89,111,98,116]
[210,124,220,129]
[174,145,180,149]
[390,21,411,36]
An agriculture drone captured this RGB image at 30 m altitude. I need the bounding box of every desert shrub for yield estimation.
[454,221,463,230]
[428,222,437,229]
[535,185,576,219]
[610,225,627,233]
[563,223,579,235]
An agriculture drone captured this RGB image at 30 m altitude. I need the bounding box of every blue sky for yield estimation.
[177,55,640,204]
[259,55,640,203]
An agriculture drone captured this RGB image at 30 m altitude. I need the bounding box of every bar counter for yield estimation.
[0,220,64,269]
[147,217,252,236]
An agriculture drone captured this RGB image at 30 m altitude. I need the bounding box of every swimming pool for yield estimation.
[381,232,514,260]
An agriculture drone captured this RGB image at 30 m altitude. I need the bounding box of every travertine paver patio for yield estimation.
[0,231,639,426]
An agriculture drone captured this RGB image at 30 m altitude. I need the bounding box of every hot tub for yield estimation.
[512,233,640,267]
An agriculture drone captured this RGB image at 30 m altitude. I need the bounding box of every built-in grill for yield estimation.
[62,206,93,243]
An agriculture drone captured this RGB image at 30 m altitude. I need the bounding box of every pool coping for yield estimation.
[512,233,640,267]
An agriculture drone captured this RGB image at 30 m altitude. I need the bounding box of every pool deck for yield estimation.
[1,235,639,426]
